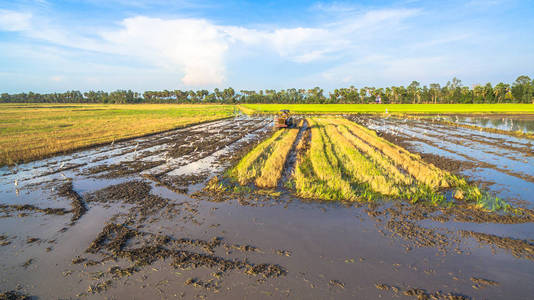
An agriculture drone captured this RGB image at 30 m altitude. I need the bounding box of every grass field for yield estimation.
[0,103,235,166]
[239,104,534,114]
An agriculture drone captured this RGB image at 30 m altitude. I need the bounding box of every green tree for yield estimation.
[512,75,532,103]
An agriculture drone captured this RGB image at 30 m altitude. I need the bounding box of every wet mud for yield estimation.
[350,114,534,207]
[57,181,86,223]
[0,204,68,218]
[0,290,30,300]
[2,116,534,299]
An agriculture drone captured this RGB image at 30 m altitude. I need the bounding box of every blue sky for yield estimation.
[0,0,533,93]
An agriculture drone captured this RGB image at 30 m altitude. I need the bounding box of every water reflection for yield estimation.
[434,115,534,133]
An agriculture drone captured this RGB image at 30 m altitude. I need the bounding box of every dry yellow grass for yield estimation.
[318,118,400,196]
[305,118,357,200]
[0,103,235,166]
[255,120,302,188]
[329,119,413,185]
[292,117,448,201]
[229,128,286,185]
[334,118,453,189]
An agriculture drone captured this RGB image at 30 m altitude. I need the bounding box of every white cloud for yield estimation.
[101,16,228,86]
[223,25,332,62]
[0,9,32,31]
[1,7,422,87]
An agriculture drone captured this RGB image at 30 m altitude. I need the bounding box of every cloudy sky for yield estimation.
[1,0,533,93]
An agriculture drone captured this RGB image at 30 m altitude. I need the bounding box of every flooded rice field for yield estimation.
[1,115,534,299]
[355,115,534,208]
[426,114,534,134]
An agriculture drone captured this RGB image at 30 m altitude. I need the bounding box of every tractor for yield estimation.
[275,110,294,128]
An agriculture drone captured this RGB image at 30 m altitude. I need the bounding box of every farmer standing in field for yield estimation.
[375,95,382,104]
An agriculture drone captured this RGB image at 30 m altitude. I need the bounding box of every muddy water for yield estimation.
[1,116,534,299]
[357,115,534,209]
[430,114,534,134]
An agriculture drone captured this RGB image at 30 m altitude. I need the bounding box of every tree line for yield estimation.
[1,76,533,104]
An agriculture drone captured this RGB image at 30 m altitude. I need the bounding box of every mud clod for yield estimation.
[82,160,165,179]
[85,222,286,289]
[72,256,86,264]
[399,287,470,300]
[22,259,33,268]
[386,219,449,253]
[470,277,499,288]
[185,278,217,290]
[85,180,152,204]
[57,181,86,223]
[87,280,112,294]
[108,266,138,279]
[142,174,188,194]
[460,230,534,260]
[329,280,345,289]
[276,249,291,257]
[86,223,138,255]
[26,237,39,244]
[0,290,30,300]
[0,204,68,217]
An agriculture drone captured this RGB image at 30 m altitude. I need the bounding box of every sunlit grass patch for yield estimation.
[255,120,303,188]
[213,116,509,211]
[291,117,506,210]
[228,129,286,185]
[0,104,235,166]
[228,121,301,188]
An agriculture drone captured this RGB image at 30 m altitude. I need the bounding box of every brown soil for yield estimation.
[279,119,307,186]
[142,172,210,194]
[0,235,10,247]
[81,160,165,178]
[85,180,152,204]
[470,277,499,289]
[459,230,534,261]
[374,283,470,300]
[0,291,30,300]
[57,181,86,223]
[0,204,68,217]
[81,222,286,294]
[364,200,534,261]
[142,174,188,194]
